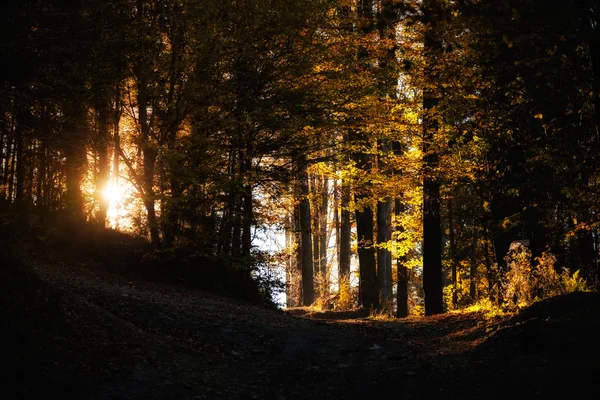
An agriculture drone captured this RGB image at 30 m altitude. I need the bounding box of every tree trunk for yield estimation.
[14,116,24,208]
[339,177,352,302]
[63,102,88,223]
[219,148,238,255]
[319,176,328,286]
[422,0,444,316]
[36,106,50,209]
[448,198,458,308]
[241,164,253,260]
[112,81,122,186]
[311,174,321,298]
[138,78,159,245]
[293,199,303,306]
[355,196,379,309]
[95,93,111,228]
[377,197,393,306]
[285,213,295,308]
[396,199,409,317]
[299,160,314,306]
[2,113,14,201]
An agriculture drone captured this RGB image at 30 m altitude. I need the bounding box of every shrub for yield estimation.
[500,242,589,310]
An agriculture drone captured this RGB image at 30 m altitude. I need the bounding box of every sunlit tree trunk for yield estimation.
[312,173,329,300]
[339,176,352,303]
[311,175,320,297]
[285,212,295,308]
[112,82,122,187]
[299,159,314,306]
[448,198,458,308]
[94,90,111,228]
[293,198,303,306]
[319,175,329,294]
[377,196,393,306]
[137,71,159,245]
[376,137,393,307]
[395,198,409,317]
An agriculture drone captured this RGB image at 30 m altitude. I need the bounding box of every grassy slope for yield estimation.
[2,224,599,399]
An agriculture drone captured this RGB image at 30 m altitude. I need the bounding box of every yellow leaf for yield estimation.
[534,113,543,119]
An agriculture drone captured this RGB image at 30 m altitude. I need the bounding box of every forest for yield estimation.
[2,1,600,399]
[1,0,599,315]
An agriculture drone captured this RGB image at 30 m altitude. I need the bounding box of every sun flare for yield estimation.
[102,182,124,204]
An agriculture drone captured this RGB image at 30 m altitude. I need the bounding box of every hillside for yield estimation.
[1,230,599,399]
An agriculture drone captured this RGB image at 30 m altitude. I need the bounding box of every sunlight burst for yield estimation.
[102,182,124,204]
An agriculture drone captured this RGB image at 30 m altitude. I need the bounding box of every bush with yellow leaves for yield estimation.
[500,242,588,310]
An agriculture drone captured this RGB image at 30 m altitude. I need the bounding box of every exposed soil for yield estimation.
[2,230,600,399]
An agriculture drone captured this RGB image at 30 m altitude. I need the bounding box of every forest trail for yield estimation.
[2,235,600,400]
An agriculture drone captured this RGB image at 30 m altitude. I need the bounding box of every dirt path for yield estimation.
[5,238,599,400]
[10,246,500,400]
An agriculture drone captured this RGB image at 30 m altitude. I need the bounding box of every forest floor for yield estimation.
[2,228,600,399]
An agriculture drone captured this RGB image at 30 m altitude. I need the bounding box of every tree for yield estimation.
[421,0,444,316]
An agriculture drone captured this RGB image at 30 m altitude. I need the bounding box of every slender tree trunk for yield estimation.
[448,198,458,308]
[422,0,444,316]
[2,113,14,201]
[112,82,122,185]
[376,138,393,306]
[0,113,5,201]
[356,202,378,309]
[586,3,599,140]
[319,176,328,281]
[232,198,243,255]
[241,144,253,258]
[36,106,50,209]
[241,183,253,258]
[220,149,237,255]
[95,93,111,228]
[138,78,159,245]
[470,260,478,301]
[298,159,314,306]
[63,102,88,223]
[142,146,159,244]
[27,138,34,205]
[339,177,352,301]
[481,214,495,303]
[395,198,409,317]
[293,198,303,306]
[14,116,24,208]
[135,1,159,245]
[377,197,393,306]
[310,174,321,298]
[8,132,16,202]
[586,4,599,279]
[163,124,183,247]
[285,212,294,308]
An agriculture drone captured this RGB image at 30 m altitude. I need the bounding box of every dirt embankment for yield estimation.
[2,234,599,399]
